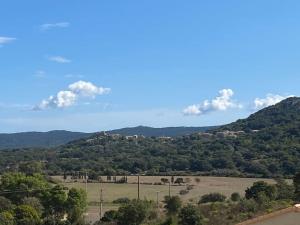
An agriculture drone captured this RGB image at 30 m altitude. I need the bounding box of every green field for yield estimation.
[55,176,277,224]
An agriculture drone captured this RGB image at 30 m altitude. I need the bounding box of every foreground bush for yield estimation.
[199,193,226,204]
[178,204,202,225]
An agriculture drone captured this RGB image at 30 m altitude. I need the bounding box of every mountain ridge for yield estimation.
[0,126,216,149]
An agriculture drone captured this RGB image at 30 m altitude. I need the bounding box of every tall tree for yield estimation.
[66,188,87,223]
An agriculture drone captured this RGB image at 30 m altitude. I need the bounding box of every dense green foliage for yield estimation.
[0,172,87,225]
[245,181,277,201]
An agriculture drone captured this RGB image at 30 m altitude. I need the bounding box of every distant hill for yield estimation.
[107,125,217,137]
[0,130,92,149]
[3,96,295,178]
[2,97,300,178]
[219,97,300,132]
[0,126,216,149]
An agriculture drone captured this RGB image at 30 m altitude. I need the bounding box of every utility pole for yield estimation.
[156,191,159,209]
[85,172,88,194]
[168,181,171,197]
[99,187,103,219]
[138,175,140,200]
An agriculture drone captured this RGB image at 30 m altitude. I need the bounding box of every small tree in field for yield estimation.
[171,176,174,184]
[195,177,201,184]
[174,178,184,185]
[161,178,169,184]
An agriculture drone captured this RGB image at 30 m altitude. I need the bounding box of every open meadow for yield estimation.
[54,176,278,224]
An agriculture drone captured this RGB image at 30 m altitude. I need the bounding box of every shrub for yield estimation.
[164,196,182,215]
[199,193,226,204]
[230,192,241,202]
[102,210,118,222]
[113,197,131,204]
[179,190,189,195]
[178,204,202,225]
[194,178,201,183]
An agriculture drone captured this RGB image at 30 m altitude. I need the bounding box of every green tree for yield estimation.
[66,188,87,223]
[41,185,67,222]
[117,200,151,225]
[178,204,202,225]
[161,178,169,184]
[22,197,44,217]
[245,181,277,201]
[14,205,41,225]
[19,162,43,176]
[0,173,49,203]
[164,196,182,215]
[174,178,184,185]
[0,211,14,225]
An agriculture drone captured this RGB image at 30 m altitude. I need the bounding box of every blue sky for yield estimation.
[0,0,300,132]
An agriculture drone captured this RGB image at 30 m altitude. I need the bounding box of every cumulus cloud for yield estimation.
[0,36,16,46]
[48,56,71,63]
[69,80,111,97]
[183,89,242,116]
[34,81,111,110]
[254,94,294,110]
[40,22,70,31]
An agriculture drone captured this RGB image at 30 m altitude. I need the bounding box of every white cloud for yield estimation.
[40,22,70,31]
[38,91,77,110]
[254,94,294,110]
[35,81,111,110]
[48,56,71,63]
[0,36,16,47]
[69,80,111,97]
[183,89,242,116]
[183,105,201,115]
